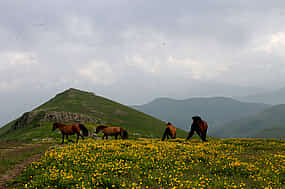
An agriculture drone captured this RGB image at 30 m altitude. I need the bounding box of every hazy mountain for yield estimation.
[213,104,285,139]
[133,97,270,134]
[238,87,285,105]
[0,88,187,141]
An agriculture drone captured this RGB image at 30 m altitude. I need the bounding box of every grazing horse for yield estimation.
[52,123,89,144]
[186,116,208,141]
[162,122,176,141]
[95,125,128,139]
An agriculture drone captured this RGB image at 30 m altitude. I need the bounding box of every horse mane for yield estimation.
[192,116,202,121]
[167,122,172,125]
[53,122,65,127]
[120,128,128,139]
[97,125,109,129]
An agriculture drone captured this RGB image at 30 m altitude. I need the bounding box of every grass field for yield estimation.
[13,138,285,189]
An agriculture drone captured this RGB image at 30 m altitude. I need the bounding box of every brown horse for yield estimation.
[162,122,176,141]
[52,123,89,144]
[186,116,208,141]
[95,125,128,139]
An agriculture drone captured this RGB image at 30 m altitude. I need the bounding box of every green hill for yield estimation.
[133,97,269,134]
[0,88,187,142]
[212,104,285,138]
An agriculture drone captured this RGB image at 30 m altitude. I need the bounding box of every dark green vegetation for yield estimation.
[213,104,285,138]
[133,97,269,134]
[0,89,187,142]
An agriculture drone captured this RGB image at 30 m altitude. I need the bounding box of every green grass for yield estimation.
[13,138,285,189]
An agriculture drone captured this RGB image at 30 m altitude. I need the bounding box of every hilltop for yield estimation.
[133,97,269,133]
[0,88,187,141]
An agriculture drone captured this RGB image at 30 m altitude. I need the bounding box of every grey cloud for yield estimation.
[0,0,285,126]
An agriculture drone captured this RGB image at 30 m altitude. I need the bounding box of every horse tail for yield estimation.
[120,128,128,139]
[172,128,176,139]
[162,127,170,141]
[79,124,89,136]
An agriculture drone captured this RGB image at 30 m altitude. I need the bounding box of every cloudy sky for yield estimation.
[0,0,285,125]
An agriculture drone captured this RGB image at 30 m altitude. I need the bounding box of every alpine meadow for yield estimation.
[1,1,285,188]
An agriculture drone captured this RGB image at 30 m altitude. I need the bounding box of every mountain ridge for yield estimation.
[213,104,285,138]
[133,97,270,133]
[238,86,285,105]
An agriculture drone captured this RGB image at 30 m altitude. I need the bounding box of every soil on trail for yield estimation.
[0,143,51,188]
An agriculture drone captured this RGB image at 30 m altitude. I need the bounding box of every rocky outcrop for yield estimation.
[42,111,99,124]
[12,111,45,130]
[11,111,100,130]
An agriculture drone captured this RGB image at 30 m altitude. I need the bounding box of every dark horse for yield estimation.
[52,123,89,144]
[162,122,176,141]
[95,125,128,139]
[186,116,208,141]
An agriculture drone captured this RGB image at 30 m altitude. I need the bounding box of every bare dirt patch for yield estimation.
[0,143,51,188]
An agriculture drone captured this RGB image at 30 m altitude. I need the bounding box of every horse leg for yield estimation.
[186,129,195,140]
[115,134,118,139]
[61,134,65,144]
[196,129,205,141]
[76,134,79,143]
[102,135,105,139]
[66,135,71,142]
[162,129,168,141]
[202,131,208,142]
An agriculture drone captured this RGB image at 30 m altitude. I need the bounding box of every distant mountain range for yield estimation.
[213,104,285,139]
[238,87,285,105]
[133,97,270,134]
[2,86,285,141]
[0,89,187,142]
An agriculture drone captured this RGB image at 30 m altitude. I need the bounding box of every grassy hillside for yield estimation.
[133,97,269,133]
[0,89,187,142]
[213,104,285,138]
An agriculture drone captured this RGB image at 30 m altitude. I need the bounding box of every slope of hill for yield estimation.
[133,97,270,133]
[213,104,285,138]
[0,88,187,141]
[239,87,285,105]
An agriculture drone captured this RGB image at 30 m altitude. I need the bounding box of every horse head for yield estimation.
[192,116,202,122]
[52,122,58,131]
[95,125,108,133]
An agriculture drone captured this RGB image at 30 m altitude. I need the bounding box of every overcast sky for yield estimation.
[0,0,285,126]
